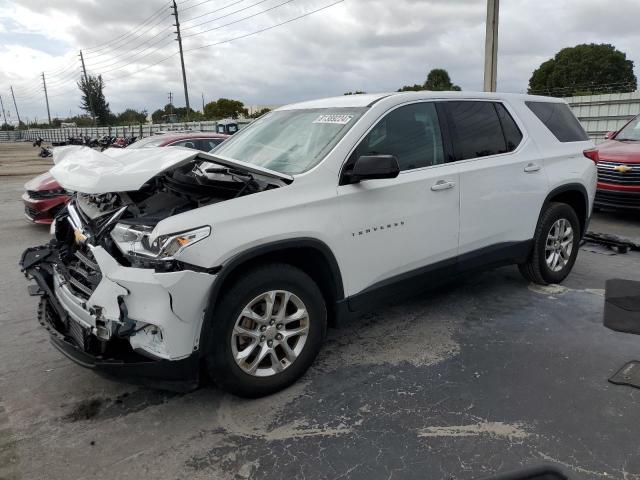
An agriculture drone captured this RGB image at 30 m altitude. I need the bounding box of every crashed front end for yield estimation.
[19,146,287,391]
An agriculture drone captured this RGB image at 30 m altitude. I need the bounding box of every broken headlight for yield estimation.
[110,223,210,260]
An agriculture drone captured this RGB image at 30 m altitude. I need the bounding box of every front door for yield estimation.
[335,101,460,299]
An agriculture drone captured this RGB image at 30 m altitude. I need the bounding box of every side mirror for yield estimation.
[604,131,617,140]
[347,155,400,183]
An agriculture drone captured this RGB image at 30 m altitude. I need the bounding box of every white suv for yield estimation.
[21,92,596,397]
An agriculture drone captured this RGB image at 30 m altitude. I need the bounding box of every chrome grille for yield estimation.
[597,161,640,185]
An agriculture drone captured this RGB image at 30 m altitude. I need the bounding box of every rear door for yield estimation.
[336,101,460,298]
[442,100,548,260]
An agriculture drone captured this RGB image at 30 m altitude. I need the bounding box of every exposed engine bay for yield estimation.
[54,159,284,271]
[75,160,282,223]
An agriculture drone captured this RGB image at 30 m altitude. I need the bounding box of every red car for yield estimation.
[23,132,229,224]
[586,115,640,210]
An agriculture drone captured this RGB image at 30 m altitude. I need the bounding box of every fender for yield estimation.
[207,237,345,310]
[542,182,590,237]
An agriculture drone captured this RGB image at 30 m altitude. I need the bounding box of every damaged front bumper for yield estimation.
[20,242,217,392]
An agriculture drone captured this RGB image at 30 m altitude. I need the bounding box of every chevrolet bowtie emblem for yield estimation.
[614,164,633,173]
[73,228,87,244]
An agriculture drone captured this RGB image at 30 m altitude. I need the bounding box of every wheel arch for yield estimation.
[202,238,345,334]
[542,183,589,237]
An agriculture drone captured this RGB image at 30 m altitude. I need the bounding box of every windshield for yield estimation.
[614,115,640,141]
[211,108,365,174]
[127,136,168,149]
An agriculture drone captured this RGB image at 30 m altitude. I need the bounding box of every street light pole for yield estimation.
[483,0,499,92]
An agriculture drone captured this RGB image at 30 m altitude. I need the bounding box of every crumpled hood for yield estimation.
[50,145,200,194]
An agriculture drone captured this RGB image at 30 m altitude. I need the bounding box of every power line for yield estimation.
[181,0,250,24]
[83,2,172,53]
[180,0,225,12]
[102,52,179,82]
[184,1,343,49]
[84,25,174,68]
[91,37,176,75]
[181,0,269,31]
[86,32,175,72]
[84,14,173,60]
[183,0,296,38]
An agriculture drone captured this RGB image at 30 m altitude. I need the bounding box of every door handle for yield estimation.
[524,163,541,173]
[431,180,455,191]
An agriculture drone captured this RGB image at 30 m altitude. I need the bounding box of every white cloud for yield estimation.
[1,0,639,123]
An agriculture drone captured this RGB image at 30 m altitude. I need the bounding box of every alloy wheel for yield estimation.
[231,290,310,377]
[545,218,574,273]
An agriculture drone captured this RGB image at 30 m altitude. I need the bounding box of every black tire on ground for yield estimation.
[518,202,581,285]
[205,263,327,398]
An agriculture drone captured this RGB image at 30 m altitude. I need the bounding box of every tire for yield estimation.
[518,202,581,285]
[205,263,327,398]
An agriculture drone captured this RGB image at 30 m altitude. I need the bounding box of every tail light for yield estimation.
[583,149,599,163]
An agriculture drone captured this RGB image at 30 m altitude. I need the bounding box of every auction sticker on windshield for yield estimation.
[313,114,354,124]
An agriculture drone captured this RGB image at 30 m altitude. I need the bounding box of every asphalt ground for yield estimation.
[1,153,639,480]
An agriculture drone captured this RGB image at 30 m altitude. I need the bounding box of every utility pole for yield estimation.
[0,95,7,126]
[483,0,499,92]
[168,92,173,116]
[41,72,52,125]
[171,0,190,121]
[79,50,96,125]
[9,86,21,126]
[201,92,205,113]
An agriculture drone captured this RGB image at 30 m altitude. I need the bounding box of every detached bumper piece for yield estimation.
[604,279,640,390]
[20,244,200,392]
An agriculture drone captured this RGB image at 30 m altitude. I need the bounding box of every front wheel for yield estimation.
[205,263,327,397]
[518,202,581,285]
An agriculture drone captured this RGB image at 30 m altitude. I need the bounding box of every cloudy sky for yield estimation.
[0,0,639,124]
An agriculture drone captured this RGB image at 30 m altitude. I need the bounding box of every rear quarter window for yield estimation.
[525,101,588,142]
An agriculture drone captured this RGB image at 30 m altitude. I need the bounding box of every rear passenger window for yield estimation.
[350,102,445,171]
[445,101,507,161]
[495,103,523,150]
[525,101,588,142]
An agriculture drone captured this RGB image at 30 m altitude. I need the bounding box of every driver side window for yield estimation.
[348,102,445,173]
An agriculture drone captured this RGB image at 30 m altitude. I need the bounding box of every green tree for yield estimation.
[1,123,14,131]
[398,84,425,92]
[248,107,271,119]
[343,91,367,95]
[203,98,247,119]
[528,43,637,97]
[151,108,165,123]
[116,108,148,125]
[398,68,460,92]
[77,74,112,125]
[425,69,461,91]
[151,104,201,123]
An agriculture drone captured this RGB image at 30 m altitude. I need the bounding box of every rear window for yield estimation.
[525,101,588,142]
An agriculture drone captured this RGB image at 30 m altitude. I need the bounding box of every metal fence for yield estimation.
[0,119,251,143]
[566,91,640,143]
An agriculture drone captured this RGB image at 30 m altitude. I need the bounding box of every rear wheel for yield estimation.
[518,202,581,285]
[205,263,326,397]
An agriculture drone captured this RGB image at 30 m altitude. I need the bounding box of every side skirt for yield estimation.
[339,240,533,316]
